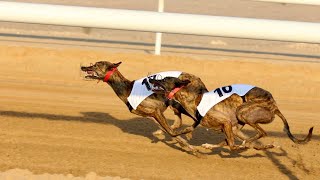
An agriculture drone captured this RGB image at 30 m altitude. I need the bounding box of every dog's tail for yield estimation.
[275,109,313,144]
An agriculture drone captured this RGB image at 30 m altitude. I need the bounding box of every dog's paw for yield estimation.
[243,141,254,148]
[253,144,274,150]
[272,142,281,149]
[185,132,193,140]
[152,129,164,136]
[151,138,160,144]
[264,144,275,149]
[194,152,207,159]
[201,143,219,150]
[237,145,247,150]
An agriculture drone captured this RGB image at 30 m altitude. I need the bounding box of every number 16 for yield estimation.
[214,86,232,97]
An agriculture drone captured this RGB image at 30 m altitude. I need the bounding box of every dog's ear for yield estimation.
[110,62,122,68]
[176,79,191,87]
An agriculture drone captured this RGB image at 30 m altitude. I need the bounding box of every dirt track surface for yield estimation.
[0,44,319,180]
[1,0,320,179]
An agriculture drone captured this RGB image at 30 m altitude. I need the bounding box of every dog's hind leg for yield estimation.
[201,116,244,151]
[232,126,250,145]
[202,127,250,150]
[237,103,275,149]
[202,125,249,150]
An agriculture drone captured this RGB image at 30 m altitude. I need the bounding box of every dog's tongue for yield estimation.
[87,70,94,75]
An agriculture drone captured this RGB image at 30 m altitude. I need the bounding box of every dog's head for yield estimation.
[81,61,121,81]
[149,77,190,95]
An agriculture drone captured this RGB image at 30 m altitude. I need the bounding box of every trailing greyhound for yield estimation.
[81,61,207,155]
[149,77,313,150]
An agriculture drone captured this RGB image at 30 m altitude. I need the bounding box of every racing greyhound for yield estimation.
[81,61,207,155]
[149,77,313,150]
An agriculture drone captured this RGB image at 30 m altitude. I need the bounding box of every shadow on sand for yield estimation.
[0,110,317,146]
[0,110,315,179]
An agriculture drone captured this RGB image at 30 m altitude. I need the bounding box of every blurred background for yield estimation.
[1,0,319,61]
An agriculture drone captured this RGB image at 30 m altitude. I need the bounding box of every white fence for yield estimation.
[155,0,164,55]
[0,1,319,55]
[252,0,320,5]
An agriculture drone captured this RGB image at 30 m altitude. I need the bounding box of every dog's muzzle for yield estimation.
[150,81,166,93]
[80,66,99,80]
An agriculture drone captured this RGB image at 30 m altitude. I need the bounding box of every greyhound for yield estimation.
[80,61,207,155]
[149,77,313,150]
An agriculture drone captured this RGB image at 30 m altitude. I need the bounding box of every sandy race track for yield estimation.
[0,44,319,180]
[0,0,320,179]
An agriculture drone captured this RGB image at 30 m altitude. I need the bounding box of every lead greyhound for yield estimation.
[81,61,207,155]
[149,77,313,150]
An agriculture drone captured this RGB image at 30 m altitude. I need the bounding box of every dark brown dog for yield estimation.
[149,77,313,150]
[80,61,207,155]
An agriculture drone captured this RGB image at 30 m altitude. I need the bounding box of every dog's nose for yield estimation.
[149,78,156,83]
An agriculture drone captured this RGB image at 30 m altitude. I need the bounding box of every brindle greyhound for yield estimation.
[149,77,313,150]
[80,61,207,155]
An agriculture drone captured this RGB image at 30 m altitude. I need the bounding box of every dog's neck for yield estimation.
[173,87,206,118]
[105,71,133,104]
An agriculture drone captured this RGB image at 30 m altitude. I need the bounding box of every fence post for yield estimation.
[155,0,164,55]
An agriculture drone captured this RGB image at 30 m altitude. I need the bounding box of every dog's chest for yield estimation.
[127,71,182,110]
[197,84,255,117]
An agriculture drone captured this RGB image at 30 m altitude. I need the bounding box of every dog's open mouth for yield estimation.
[152,85,164,92]
[85,70,98,79]
[149,78,166,92]
[151,82,166,93]
[81,66,100,80]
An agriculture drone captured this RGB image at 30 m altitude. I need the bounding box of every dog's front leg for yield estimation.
[153,110,201,155]
[152,108,183,136]
[171,109,183,130]
[153,109,182,137]
[166,119,200,140]
[185,119,202,140]
[173,136,204,158]
[174,126,194,136]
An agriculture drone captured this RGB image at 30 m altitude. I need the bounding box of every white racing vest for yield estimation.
[197,84,255,117]
[127,71,182,110]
